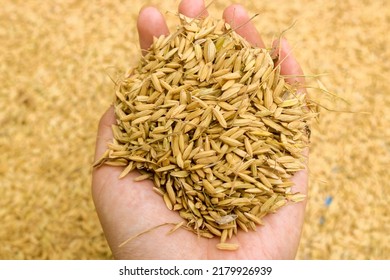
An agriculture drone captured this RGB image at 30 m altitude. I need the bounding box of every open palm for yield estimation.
[92,0,308,260]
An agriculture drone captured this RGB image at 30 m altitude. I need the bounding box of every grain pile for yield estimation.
[95,15,315,249]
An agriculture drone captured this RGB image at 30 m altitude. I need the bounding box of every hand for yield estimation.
[92,0,307,259]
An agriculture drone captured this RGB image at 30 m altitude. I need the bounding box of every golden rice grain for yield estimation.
[134,173,151,182]
[204,223,222,237]
[216,243,240,251]
[163,193,173,210]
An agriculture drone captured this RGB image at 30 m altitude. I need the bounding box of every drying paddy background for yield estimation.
[0,0,389,259]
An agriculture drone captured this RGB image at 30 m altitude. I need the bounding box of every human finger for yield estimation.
[178,0,208,18]
[223,4,265,48]
[137,6,169,52]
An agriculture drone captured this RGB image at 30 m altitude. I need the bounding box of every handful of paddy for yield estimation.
[94,14,316,250]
